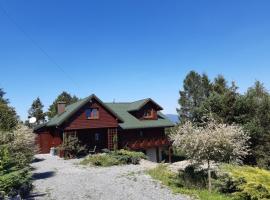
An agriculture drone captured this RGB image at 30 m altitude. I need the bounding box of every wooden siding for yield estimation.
[64,99,118,130]
[35,128,62,153]
[118,128,166,149]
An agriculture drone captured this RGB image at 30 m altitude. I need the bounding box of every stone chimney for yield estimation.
[57,101,66,115]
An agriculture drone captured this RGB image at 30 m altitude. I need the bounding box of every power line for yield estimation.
[0,3,79,89]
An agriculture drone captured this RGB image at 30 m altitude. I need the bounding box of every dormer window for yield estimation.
[86,108,99,119]
[143,109,153,119]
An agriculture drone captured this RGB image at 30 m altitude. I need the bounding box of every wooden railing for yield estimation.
[123,137,170,150]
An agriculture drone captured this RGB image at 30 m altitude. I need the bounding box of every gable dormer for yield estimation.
[59,95,123,130]
[128,98,163,120]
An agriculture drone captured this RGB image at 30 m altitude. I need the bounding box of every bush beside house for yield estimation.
[80,149,146,167]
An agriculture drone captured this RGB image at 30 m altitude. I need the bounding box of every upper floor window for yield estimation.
[86,108,99,119]
[143,109,153,119]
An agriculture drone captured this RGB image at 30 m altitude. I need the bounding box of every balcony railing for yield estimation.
[123,137,171,150]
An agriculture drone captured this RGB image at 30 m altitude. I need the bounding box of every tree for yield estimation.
[0,88,8,104]
[0,89,17,131]
[170,119,250,192]
[47,91,79,119]
[177,71,212,122]
[234,81,270,168]
[196,81,239,124]
[28,97,45,124]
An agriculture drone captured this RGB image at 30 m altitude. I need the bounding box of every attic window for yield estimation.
[143,109,153,119]
[86,108,99,119]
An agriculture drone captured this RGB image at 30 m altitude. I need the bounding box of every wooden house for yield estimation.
[34,94,174,162]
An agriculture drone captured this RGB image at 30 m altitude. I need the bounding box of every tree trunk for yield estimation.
[207,159,212,192]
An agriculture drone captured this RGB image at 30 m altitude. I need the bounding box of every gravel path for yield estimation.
[29,154,190,200]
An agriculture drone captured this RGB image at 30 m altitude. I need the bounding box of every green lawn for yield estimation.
[147,164,233,200]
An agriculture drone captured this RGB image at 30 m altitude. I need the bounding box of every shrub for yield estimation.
[59,135,86,159]
[148,164,233,200]
[80,149,146,167]
[216,164,270,200]
[0,169,32,198]
[179,164,209,189]
[0,125,35,198]
[80,154,120,167]
[112,149,146,165]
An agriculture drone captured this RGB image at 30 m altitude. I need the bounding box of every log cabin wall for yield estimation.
[118,128,165,148]
[35,127,62,153]
[64,99,118,130]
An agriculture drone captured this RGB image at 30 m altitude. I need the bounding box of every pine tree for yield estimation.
[177,71,212,122]
[28,97,46,124]
[47,91,79,119]
[0,88,18,131]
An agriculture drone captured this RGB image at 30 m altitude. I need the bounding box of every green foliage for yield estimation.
[0,125,35,197]
[178,71,270,169]
[60,135,86,159]
[0,169,32,198]
[111,149,146,165]
[179,165,208,189]
[177,71,212,122]
[47,91,79,119]
[28,97,46,125]
[216,164,270,200]
[81,154,120,167]
[0,88,18,131]
[80,149,146,167]
[148,165,233,200]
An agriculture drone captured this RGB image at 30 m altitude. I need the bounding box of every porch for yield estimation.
[64,128,117,152]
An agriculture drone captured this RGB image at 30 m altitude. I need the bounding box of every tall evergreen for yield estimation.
[47,91,79,119]
[178,72,270,169]
[28,97,46,124]
[0,88,18,131]
[177,71,212,122]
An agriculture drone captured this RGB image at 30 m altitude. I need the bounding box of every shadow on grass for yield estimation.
[32,171,55,180]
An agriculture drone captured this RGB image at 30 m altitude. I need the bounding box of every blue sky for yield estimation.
[1,0,270,120]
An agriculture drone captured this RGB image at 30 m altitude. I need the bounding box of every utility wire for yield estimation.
[0,3,79,89]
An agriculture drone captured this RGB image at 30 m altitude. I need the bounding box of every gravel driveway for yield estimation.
[29,154,189,200]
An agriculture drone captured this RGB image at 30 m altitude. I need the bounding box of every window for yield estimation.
[86,108,99,119]
[143,109,153,118]
[95,133,100,141]
[140,131,143,137]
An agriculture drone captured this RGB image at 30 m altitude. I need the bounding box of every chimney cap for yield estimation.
[57,101,66,104]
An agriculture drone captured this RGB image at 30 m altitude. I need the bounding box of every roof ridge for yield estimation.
[105,102,132,104]
[130,98,150,103]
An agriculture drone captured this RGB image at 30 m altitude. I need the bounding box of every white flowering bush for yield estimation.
[170,119,250,192]
[0,124,36,198]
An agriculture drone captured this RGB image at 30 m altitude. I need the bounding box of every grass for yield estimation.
[147,164,233,200]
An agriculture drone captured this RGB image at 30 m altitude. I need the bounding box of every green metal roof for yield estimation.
[105,102,174,129]
[34,95,174,131]
[127,98,163,111]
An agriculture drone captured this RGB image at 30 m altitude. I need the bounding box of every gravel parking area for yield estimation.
[29,154,189,200]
